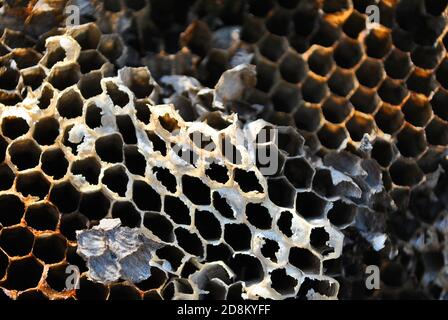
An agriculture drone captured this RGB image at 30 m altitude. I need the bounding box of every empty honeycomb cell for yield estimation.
[69,23,102,50]
[164,196,190,225]
[406,68,436,96]
[115,116,136,144]
[350,86,380,114]
[271,82,300,113]
[49,181,81,213]
[158,114,180,133]
[402,94,433,127]
[279,52,307,84]
[33,234,66,264]
[292,2,318,36]
[135,266,167,291]
[16,171,50,200]
[317,122,348,149]
[270,268,298,295]
[384,48,412,80]
[307,48,334,77]
[41,148,68,180]
[143,212,174,242]
[77,50,108,74]
[334,37,363,69]
[102,165,129,197]
[297,277,337,298]
[124,145,146,176]
[12,49,41,69]
[375,104,405,134]
[132,180,162,211]
[106,82,130,108]
[284,157,314,189]
[79,72,103,99]
[396,124,427,158]
[71,157,101,185]
[234,169,263,193]
[205,163,229,184]
[0,62,20,90]
[260,237,280,262]
[346,112,375,142]
[95,134,124,163]
[109,283,141,300]
[328,68,356,97]
[194,209,222,241]
[8,139,42,171]
[135,101,152,125]
[56,90,84,119]
[111,201,141,228]
[258,34,287,62]
[85,103,103,130]
[365,27,392,59]
[267,177,296,208]
[293,103,323,131]
[266,8,291,36]
[63,124,82,152]
[312,168,337,198]
[46,263,72,292]
[310,227,333,255]
[278,127,303,156]
[59,212,89,241]
[0,226,34,257]
[245,202,273,229]
[301,75,328,103]
[389,158,424,186]
[0,163,14,190]
[411,43,444,70]
[229,253,264,284]
[206,243,232,263]
[288,247,320,273]
[37,86,54,110]
[1,116,29,140]
[156,245,185,272]
[425,117,448,146]
[182,175,211,205]
[175,227,204,257]
[3,256,43,291]
[322,96,353,124]
[98,34,124,62]
[342,10,366,39]
[311,19,340,47]
[211,192,234,220]
[431,88,448,121]
[48,63,81,91]
[146,131,167,156]
[248,0,274,17]
[356,58,384,88]
[33,117,60,146]
[295,191,328,220]
[42,45,66,69]
[79,190,111,221]
[24,202,59,232]
[371,138,395,167]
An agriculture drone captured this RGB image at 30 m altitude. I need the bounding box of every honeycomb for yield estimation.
[0,0,447,300]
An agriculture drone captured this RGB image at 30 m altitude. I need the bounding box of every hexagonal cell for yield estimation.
[175,228,204,257]
[295,191,328,220]
[297,277,338,298]
[11,48,42,70]
[56,89,83,119]
[206,243,232,263]
[78,72,103,99]
[16,171,50,200]
[132,180,162,211]
[279,52,307,84]
[322,95,352,124]
[396,124,427,158]
[59,212,89,241]
[411,43,444,70]
[228,253,264,284]
[143,212,174,243]
[356,58,384,88]
[8,139,42,171]
[375,104,405,135]
[25,202,59,231]
[364,27,392,59]
[294,103,323,132]
[135,266,167,291]
[1,116,29,140]
[205,163,229,184]
[46,263,72,292]
[425,117,448,146]
[266,8,291,36]
[406,68,436,96]
[258,34,287,62]
[346,112,375,142]
[83,103,102,129]
[102,165,129,197]
[371,139,395,167]
[431,88,448,121]
[288,247,320,273]
[270,82,300,113]
[111,201,141,228]
[301,75,328,104]
[106,81,130,108]
[77,50,108,74]
[71,157,101,185]
[384,48,412,80]
[95,134,124,163]
[389,158,424,187]
[0,226,34,257]
[327,199,357,228]
[270,268,298,295]
[277,126,303,156]
[120,67,155,99]
[156,245,185,272]
[342,9,366,39]
[108,283,141,300]
[146,131,167,156]
[0,163,14,191]
[402,94,433,127]
[317,123,348,150]
[98,34,124,62]
[37,85,54,110]
[49,181,81,214]
[33,234,66,264]
[241,14,266,43]
[333,37,363,69]
[307,48,334,77]
[234,169,263,193]
[164,196,190,225]
[291,1,318,35]
[194,209,222,241]
[267,177,296,208]
[245,202,273,229]
[310,227,334,255]
[181,175,211,205]
[212,192,235,220]
[350,86,380,114]
[3,256,43,291]
[41,148,68,180]
[33,117,60,146]
[311,18,340,47]
[79,190,111,221]
[47,63,81,91]
[124,145,146,176]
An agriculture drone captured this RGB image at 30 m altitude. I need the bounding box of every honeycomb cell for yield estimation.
[212,192,235,220]
[1,116,29,140]
[71,157,101,185]
[425,117,448,146]
[365,27,392,59]
[194,210,222,241]
[258,34,287,62]
[205,163,229,184]
[153,167,177,193]
[334,37,363,69]
[346,112,375,142]
[79,72,103,99]
[245,202,272,230]
[106,82,130,108]
[271,82,300,113]
[294,103,323,132]
[59,212,89,241]
[16,171,50,200]
[356,58,384,88]
[143,212,174,242]
[48,63,81,91]
[406,68,436,96]
[41,148,68,180]
[342,10,366,39]
[0,226,34,257]
[389,158,424,186]
[229,253,264,284]
[164,196,190,225]
[267,177,296,208]
[279,52,307,84]
[431,88,448,121]
[156,245,185,272]
[175,228,204,257]
[270,268,297,295]
[0,163,14,191]
[49,181,81,214]
[77,50,108,74]
[384,48,412,80]
[9,139,42,171]
[3,256,43,291]
[402,94,433,127]
[111,201,141,228]
[24,202,59,231]
[33,234,66,264]
[301,75,328,104]
[102,165,129,197]
[350,86,380,114]
[79,190,111,220]
[396,124,427,158]
[371,139,395,167]
[317,123,348,150]
[375,104,405,135]
[322,96,353,124]
[295,191,328,220]
[124,145,146,176]
[95,134,124,163]
[288,247,320,273]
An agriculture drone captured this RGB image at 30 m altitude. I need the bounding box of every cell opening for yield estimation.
[322,96,352,124]
[396,125,427,158]
[0,226,34,257]
[212,192,235,219]
[78,72,103,99]
[146,131,167,156]
[258,34,286,62]
[182,175,211,205]
[317,123,347,150]
[132,180,162,211]
[350,86,379,114]
[234,169,263,193]
[294,103,322,131]
[49,181,81,214]
[4,257,43,291]
[156,245,185,272]
[71,157,101,185]
[106,82,130,107]
[116,115,137,144]
[384,48,412,80]
[261,238,279,262]
[175,228,204,257]
[194,210,222,241]
[1,117,29,140]
[43,46,66,69]
[164,196,190,225]
[33,234,66,264]
[108,284,141,300]
[402,94,432,127]
[270,268,297,295]
[266,9,291,36]
[289,247,320,273]
[426,117,448,146]
[271,82,300,113]
[135,101,152,124]
[16,171,50,200]
[77,50,107,74]
[301,76,328,103]
[121,68,154,99]
[229,254,264,284]
[431,89,448,121]
[98,34,124,61]
[85,103,103,129]
[342,10,366,39]
[24,202,59,231]
[295,192,327,220]
[374,104,404,135]
[277,211,293,237]
[334,38,363,69]
[102,165,129,197]
[328,68,355,96]
[135,266,167,291]
[143,212,174,243]
[279,53,306,83]
[205,163,229,184]
[60,212,89,241]
[95,134,123,163]
[310,227,333,255]
[124,145,146,176]
[153,167,177,193]
[79,191,111,221]
[406,69,436,96]
[356,58,384,88]
[48,64,80,91]
[56,90,83,119]
[365,28,392,59]
[389,158,424,186]
[9,139,42,171]
[111,201,141,228]
[224,223,252,251]
[33,117,60,145]
[346,113,375,142]
[37,86,54,110]
[267,177,296,208]
[206,243,232,263]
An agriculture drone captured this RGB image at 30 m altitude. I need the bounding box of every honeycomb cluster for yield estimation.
[0,0,448,300]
